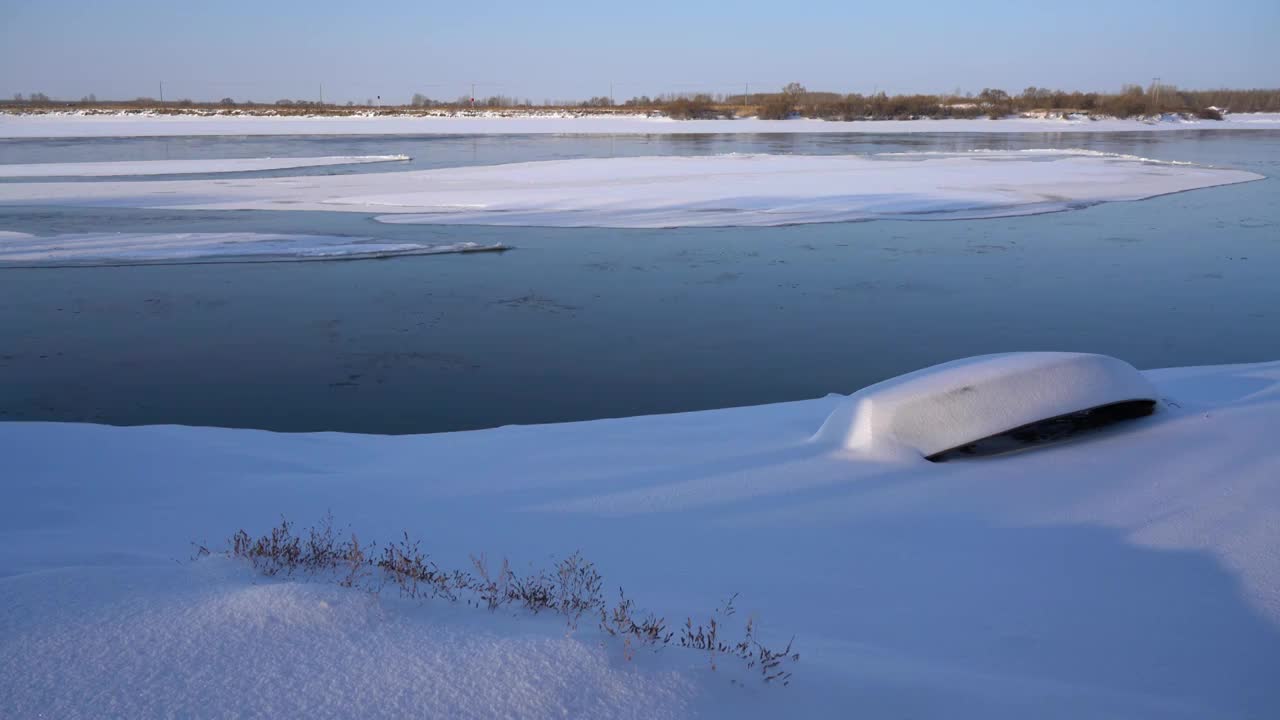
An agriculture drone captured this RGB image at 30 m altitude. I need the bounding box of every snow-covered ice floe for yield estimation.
[0,155,409,178]
[0,151,1261,228]
[2,355,1279,718]
[2,112,1279,137]
[0,231,504,266]
[368,152,1262,227]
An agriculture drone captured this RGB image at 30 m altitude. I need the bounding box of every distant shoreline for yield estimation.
[3,110,1279,138]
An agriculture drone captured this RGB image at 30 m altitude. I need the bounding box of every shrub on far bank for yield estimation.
[756,96,795,120]
[664,95,725,119]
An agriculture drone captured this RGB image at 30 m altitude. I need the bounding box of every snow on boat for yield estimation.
[814,352,1159,460]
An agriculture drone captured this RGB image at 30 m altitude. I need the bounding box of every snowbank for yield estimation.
[0,232,503,266]
[2,358,1279,718]
[813,353,1158,458]
[3,112,1279,138]
[0,564,697,720]
[0,152,1261,228]
[0,155,409,178]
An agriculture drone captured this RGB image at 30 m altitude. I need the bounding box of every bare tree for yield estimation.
[977,88,1012,118]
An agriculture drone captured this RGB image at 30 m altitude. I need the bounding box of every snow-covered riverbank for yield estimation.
[2,112,1279,138]
[3,356,1278,718]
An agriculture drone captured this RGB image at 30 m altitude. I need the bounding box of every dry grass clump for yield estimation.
[678,594,796,684]
[197,514,799,685]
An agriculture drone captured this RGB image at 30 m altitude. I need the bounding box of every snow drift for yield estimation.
[0,564,698,720]
[0,152,1262,228]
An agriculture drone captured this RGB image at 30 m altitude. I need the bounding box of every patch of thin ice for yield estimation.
[0,231,503,266]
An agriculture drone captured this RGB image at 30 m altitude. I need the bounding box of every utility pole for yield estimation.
[159,80,164,103]
[609,81,614,105]
[319,83,324,105]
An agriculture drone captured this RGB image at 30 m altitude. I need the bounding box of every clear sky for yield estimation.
[1,0,1276,104]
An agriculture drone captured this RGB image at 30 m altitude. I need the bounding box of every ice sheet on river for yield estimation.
[0,151,1261,228]
[0,155,409,178]
[0,231,502,266]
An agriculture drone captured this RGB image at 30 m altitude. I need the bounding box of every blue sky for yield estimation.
[1,0,1276,103]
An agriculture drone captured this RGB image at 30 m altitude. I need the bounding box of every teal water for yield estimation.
[1,131,1277,433]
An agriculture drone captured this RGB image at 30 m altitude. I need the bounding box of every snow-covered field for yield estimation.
[2,356,1279,718]
[0,231,502,266]
[0,152,1260,234]
[0,155,409,178]
[2,112,1280,138]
